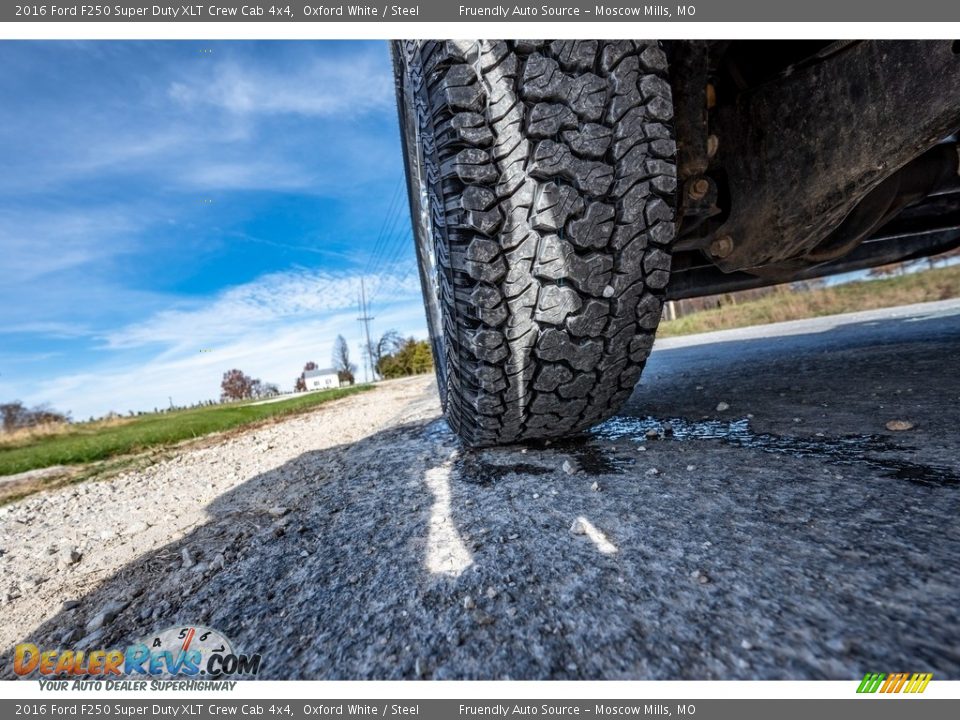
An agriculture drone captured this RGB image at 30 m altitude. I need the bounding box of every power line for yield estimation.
[367,206,407,285]
[365,181,401,274]
[368,227,415,306]
[358,178,415,364]
[364,179,405,278]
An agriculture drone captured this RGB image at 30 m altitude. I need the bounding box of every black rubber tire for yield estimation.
[394,40,677,447]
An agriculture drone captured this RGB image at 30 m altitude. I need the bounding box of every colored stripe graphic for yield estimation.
[857,672,932,693]
[883,673,908,693]
[905,673,933,693]
[857,673,885,693]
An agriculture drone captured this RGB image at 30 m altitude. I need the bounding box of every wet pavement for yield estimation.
[436,299,960,678]
[625,299,960,484]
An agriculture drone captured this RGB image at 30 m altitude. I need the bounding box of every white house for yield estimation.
[303,368,340,391]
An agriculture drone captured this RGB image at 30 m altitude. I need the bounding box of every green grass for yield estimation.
[659,264,960,338]
[0,386,371,478]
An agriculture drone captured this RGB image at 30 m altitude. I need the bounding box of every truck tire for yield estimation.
[394,40,677,446]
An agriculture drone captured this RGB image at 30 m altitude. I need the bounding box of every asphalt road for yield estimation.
[3,300,958,680]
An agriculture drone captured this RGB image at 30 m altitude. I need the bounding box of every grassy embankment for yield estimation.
[0,385,371,491]
[659,264,960,338]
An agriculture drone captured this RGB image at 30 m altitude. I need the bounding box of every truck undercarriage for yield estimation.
[665,40,960,298]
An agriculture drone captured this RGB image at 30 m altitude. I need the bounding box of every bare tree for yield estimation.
[332,335,356,385]
[371,330,403,376]
[29,403,71,425]
[0,402,27,432]
[1,400,70,432]
[250,380,280,399]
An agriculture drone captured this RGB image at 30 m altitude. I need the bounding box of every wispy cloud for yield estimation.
[0,206,139,281]
[179,159,315,191]
[102,267,421,352]
[168,51,393,118]
[0,322,93,338]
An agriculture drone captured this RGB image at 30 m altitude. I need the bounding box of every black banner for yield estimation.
[5,1,960,23]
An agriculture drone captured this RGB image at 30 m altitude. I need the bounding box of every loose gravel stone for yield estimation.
[123,521,149,536]
[85,601,127,632]
[58,546,81,567]
[474,611,495,626]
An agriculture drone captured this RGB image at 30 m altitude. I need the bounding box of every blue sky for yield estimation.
[0,41,426,420]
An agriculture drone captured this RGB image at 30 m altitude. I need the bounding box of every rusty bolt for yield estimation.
[687,178,710,201]
[710,234,735,259]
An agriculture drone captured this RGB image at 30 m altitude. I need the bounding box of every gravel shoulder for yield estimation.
[1,302,958,680]
[0,376,438,665]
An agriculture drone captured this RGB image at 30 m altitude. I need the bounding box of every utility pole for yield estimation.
[357,277,375,383]
[356,290,366,383]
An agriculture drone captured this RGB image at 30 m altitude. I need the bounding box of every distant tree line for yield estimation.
[0,401,70,432]
[867,247,960,277]
[373,330,433,379]
[220,329,429,404]
[220,369,279,401]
